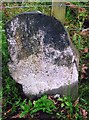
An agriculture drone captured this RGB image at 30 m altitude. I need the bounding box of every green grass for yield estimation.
[2,2,89,120]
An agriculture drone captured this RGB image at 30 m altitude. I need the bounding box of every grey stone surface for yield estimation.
[5,12,79,98]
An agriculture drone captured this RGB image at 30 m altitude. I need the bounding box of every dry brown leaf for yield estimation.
[78,7,86,13]
[80,108,88,119]
[48,96,56,104]
[81,73,86,79]
[11,113,20,118]
[73,97,80,107]
[80,28,89,36]
[84,48,89,53]
[82,64,88,73]
[67,113,72,119]
[66,2,86,12]
[66,2,77,9]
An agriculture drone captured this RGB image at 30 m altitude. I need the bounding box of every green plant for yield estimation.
[58,96,73,113]
[20,95,56,118]
[80,98,89,109]
[20,99,32,118]
[57,96,82,120]
[31,95,56,115]
[56,112,67,120]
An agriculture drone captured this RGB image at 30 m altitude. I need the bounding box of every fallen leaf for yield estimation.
[81,73,86,79]
[78,7,86,13]
[66,2,86,12]
[67,113,71,119]
[66,2,77,9]
[11,113,20,118]
[80,108,88,119]
[80,28,89,36]
[84,48,89,53]
[82,64,88,73]
[48,96,56,104]
[73,97,80,107]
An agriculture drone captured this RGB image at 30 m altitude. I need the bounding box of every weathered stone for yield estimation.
[5,12,79,99]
